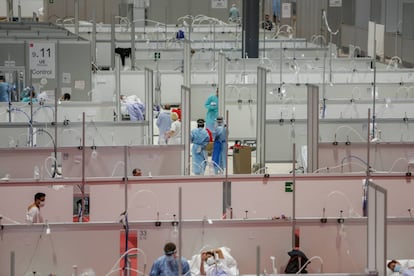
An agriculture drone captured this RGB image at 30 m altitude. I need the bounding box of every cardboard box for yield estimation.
[233,146,251,174]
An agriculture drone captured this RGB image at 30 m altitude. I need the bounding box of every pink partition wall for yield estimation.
[1,174,414,275]
[0,184,74,223]
[90,179,223,221]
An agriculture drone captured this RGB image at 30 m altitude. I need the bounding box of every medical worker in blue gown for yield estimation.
[150,242,190,276]
[191,119,210,175]
[0,75,10,102]
[212,116,227,174]
[156,104,172,145]
[204,88,219,131]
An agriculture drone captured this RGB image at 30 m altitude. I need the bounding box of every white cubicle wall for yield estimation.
[0,0,43,18]
[2,56,414,166]
[3,69,414,165]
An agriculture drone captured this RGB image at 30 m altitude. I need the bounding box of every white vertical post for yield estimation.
[218,53,226,117]
[181,85,191,175]
[307,84,319,173]
[178,187,183,275]
[131,21,136,70]
[256,66,267,169]
[367,181,387,276]
[292,143,296,248]
[183,40,191,87]
[115,56,121,122]
[145,68,154,145]
[92,11,97,66]
[7,0,13,22]
[111,15,116,70]
[74,0,79,36]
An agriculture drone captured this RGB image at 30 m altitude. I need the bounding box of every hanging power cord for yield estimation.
[32,128,57,178]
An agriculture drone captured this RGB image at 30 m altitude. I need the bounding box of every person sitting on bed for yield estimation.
[200,249,231,276]
[388,260,414,276]
[120,94,145,121]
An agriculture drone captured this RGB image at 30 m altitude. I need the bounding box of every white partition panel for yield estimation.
[161,73,184,104]
[367,181,386,276]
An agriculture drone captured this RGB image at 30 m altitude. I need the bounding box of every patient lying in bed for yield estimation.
[120,95,145,121]
[188,246,239,276]
[387,260,414,276]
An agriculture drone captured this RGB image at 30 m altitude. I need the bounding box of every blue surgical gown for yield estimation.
[212,125,227,174]
[403,268,414,276]
[149,255,190,276]
[0,82,10,102]
[229,7,240,20]
[191,127,210,175]
[204,94,218,131]
[156,111,172,144]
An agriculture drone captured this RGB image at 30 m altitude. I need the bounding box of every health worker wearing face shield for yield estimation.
[191,119,210,175]
[26,192,46,223]
[204,88,219,131]
[150,242,190,276]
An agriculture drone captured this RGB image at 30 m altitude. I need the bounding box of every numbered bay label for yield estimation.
[29,42,56,79]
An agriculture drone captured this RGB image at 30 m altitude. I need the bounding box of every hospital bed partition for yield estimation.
[1,174,413,275]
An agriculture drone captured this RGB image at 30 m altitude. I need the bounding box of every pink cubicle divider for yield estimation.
[61,145,183,178]
[0,185,74,223]
[0,148,56,179]
[318,142,414,174]
[89,179,223,221]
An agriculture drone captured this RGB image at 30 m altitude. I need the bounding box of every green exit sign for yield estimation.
[49,0,54,3]
[154,52,161,60]
[285,182,293,192]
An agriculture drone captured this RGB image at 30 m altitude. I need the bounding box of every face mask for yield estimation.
[166,255,174,262]
[206,256,215,266]
[39,202,45,207]
[394,265,401,273]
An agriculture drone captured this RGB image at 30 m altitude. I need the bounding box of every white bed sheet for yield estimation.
[387,259,414,276]
[188,246,239,276]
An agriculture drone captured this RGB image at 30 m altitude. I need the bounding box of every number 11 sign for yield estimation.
[29,42,56,79]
